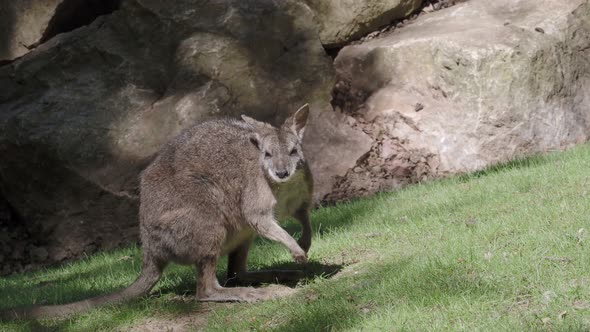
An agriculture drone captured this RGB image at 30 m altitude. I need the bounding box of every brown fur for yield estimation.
[2,105,313,320]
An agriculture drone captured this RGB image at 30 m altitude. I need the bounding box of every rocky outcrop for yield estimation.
[330,0,590,200]
[0,0,120,63]
[0,0,62,62]
[0,0,370,264]
[304,0,424,48]
[2,0,590,268]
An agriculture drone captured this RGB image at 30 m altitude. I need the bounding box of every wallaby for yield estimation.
[2,104,313,320]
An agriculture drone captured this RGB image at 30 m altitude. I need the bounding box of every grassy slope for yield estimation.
[2,144,590,331]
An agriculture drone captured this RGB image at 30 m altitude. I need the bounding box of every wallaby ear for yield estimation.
[286,103,310,139]
[241,114,266,129]
[249,132,262,150]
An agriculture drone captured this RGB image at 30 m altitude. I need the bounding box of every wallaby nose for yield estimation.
[276,170,289,179]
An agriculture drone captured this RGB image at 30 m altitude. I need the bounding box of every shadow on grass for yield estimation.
[457,153,551,182]
[2,260,344,331]
[157,260,343,294]
[229,261,344,288]
[7,295,202,332]
[0,255,142,309]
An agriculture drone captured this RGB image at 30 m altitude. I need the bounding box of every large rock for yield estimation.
[331,0,590,200]
[305,0,424,47]
[0,0,369,263]
[0,0,120,62]
[0,0,62,62]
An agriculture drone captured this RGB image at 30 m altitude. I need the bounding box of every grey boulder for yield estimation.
[0,0,369,262]
[331,0,590,200]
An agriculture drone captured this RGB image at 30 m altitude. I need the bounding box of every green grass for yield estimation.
[2,144,590,331]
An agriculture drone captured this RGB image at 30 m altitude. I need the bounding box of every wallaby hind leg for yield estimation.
[196,255,280,302]
[226,238,303,287]
[102,255,165,304]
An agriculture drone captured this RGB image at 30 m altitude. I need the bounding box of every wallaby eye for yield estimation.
[290,148,298,156]
[265,151,272,158]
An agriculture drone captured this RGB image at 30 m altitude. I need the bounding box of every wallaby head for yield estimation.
[241,104,310,183]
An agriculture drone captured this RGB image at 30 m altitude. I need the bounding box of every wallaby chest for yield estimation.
[271,167,311,221]
[221,227,256,255]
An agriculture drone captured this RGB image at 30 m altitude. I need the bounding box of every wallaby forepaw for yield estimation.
[292,251,308,264]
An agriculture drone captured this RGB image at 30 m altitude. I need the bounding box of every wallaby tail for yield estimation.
[1,259,162,320]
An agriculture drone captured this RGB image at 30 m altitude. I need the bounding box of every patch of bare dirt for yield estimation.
[123,308,209,332]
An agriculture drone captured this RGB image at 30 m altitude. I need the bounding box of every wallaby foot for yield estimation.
[197,257,294,303]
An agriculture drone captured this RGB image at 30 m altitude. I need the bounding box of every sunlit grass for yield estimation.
[2,144,590,331]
